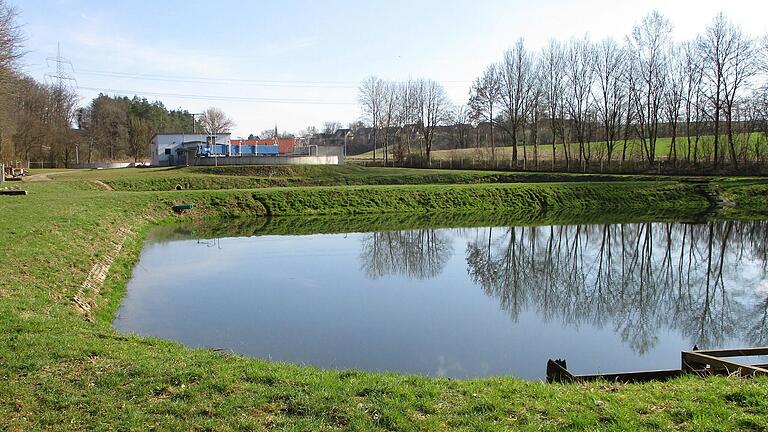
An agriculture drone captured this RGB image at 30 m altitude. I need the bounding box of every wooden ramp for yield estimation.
[547,347,768,383]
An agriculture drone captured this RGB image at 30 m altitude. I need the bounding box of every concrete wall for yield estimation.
[190,155,340,166]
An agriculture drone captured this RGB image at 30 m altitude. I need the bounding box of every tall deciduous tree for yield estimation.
[663,43,686,163]
[127,115,151,163]
[468,64,501,158]
[627,11,672,164]
[696,13,755,167]
[540,40,567,168]
[377,81,398,164]
[358,76,385,160]
[564,37,596,165]
[414,78,451,165]
[592,38,627,166]
[0,0,22,162]
[199,107,235,135]
[499,39,535,162]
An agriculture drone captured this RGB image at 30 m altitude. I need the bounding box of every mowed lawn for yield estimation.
[2,167,768,430]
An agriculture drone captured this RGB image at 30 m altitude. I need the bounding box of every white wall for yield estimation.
[151,133,231,166]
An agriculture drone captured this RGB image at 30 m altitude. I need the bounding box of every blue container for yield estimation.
[255,145,279,155]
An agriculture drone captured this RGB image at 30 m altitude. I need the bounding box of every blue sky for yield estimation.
[17,0,768,136]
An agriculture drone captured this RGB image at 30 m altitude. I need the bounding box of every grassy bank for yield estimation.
[47,165,684,192]
[3,168,768,430]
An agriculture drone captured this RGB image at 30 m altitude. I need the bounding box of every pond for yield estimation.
[114,218,768,380]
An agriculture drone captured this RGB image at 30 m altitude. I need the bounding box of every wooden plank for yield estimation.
[682,351,768,377]
[572,369,683,383]
[691,347,768,357]
[0,190,27,195]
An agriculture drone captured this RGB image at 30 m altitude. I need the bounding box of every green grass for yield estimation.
[3,167,768,430]
[48,164,696,192]
[352,133,768,162]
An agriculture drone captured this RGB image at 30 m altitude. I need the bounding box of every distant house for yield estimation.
[150,133,231,166]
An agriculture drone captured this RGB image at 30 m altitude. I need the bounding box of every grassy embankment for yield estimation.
[50,164,707,192]
[3,166,768,430]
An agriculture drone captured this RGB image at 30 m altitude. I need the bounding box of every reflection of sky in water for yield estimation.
[115,221,768,380]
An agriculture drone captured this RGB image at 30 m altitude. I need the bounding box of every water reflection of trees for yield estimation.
[360,230,454,279]
[465,221,768,353]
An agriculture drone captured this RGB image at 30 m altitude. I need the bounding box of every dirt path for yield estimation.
[23,171,70,182]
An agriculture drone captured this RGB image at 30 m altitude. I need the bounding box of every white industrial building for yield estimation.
[150,133,231,166]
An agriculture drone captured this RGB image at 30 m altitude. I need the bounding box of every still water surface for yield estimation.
[115,220,768,379]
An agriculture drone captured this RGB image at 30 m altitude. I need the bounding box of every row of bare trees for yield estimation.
[466,11,768,170]
[354,11,768,172]
[358,77,453,164]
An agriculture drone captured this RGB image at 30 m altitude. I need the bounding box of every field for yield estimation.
[2,166,768,430]
[351,134,767,163]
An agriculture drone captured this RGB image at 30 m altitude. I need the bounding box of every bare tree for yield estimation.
[594,38,627,166]
[627,11,672,164]
[199,107,234,135]
[0,0,23,162]
[322,121,342,135]
[395,80,418,160]
[451,105,472,150]
[499,39,536,162]
[378,82,398,164]
[358,76,385,160]
[663,43,686,163]
[564,37,596,166]
[720,17,757,167]
[0,0,23,84]
[468,64,501,158]
[414,78,451,165]
[540,40,567,169]
[681,41,704,163]
[697,14,755,168]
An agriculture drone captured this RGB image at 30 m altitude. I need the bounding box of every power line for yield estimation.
[77,86,357,105]
[75,68,473,89]
[77,69,359,88]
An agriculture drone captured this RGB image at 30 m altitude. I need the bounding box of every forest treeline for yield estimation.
[358,12,768,172]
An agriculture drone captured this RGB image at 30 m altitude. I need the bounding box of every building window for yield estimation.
[165,148,171,155]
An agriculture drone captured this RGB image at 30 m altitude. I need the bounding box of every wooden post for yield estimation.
[1,163,4,185]
[546,359,574,383]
